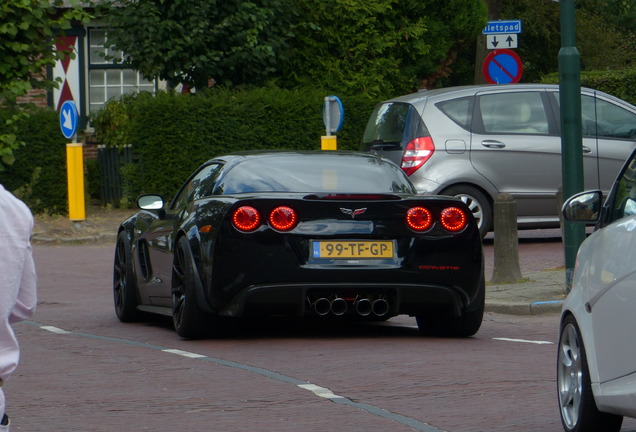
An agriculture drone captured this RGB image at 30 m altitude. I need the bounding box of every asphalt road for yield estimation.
[4,240,634,432]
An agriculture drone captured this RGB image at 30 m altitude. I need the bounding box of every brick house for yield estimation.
[19,2,165,157]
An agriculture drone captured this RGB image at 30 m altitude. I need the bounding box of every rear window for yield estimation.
[436,96,473,130]
[216,154,416,195]
[361,102,429,151]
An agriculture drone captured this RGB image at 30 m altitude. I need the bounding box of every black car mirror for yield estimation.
[562,191,602,223]
[137,194,164,211]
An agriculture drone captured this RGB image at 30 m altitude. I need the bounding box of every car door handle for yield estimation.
[582,146,592,154]
[481,140,506,149]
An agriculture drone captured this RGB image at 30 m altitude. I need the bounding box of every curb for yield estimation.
[486,300,564,316]
[32,233,117,245]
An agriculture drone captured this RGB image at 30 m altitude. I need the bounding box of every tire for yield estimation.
[416,277,485,337]
[113,230,142,322]
[557,315,623,432]
[171,236,211,339]
[441,185,492,239]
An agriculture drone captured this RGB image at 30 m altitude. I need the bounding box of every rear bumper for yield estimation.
[217,281,481,319]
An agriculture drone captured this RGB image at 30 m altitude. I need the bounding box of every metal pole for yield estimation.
[558,0,585,290]
[324,96,331,137]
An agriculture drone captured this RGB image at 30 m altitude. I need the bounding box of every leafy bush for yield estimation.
[94,87,378,202]
[541,68,636,105]
[0,108,68,214]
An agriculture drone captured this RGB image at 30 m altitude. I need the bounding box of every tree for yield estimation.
[98,0,293,89]
[496,0,636,82]
[0,0,91,168]
[282,0,487,97]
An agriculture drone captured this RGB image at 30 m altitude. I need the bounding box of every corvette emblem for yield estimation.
[340,207,367,219]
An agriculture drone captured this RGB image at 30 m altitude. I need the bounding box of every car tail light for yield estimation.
[440,207,468,232]
[232,206,261,232]
[401,136,435,176]
[406,207,433,231]
[269,206,298,231]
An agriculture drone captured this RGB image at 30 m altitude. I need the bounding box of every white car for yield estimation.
[558,150,636,431]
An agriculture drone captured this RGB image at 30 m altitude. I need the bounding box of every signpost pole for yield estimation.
[66,142,86,221]
[60,100,85,222]
[558,0,585,291]
[321,96,343,151]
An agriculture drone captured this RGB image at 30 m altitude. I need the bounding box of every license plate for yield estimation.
[312,240,394,259]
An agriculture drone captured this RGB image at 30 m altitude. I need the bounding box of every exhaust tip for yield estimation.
[330,298,347,316]
[313,298,331,316]
[354,298,373,317]
[372,298,390,317]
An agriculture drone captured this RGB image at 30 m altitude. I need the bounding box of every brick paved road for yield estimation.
[5,240,634,432]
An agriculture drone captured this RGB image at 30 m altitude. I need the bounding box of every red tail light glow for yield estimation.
[401,136,435,176]
[269,206,298,231]
[406,207,433,231]
[232,206,261,232]
[440,207,468,232]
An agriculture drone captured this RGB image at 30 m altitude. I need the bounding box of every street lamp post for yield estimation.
[558,0,585,290]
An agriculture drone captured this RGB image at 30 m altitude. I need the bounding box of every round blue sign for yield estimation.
[60,100,79,139]
[482,49,523,84]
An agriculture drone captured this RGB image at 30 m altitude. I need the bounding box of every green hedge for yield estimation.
[541,67,636,105]
[4,70,636,215]
[0,108,68,214]
[100,87,378,202]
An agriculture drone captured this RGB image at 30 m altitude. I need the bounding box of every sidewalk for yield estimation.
[31,210,569,316]
[485,270,566,316]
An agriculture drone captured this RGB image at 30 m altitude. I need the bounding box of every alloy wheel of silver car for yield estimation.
[558,320,584,431]
[557,316,623,432]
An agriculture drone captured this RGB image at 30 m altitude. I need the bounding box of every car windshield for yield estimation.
[216,153,416,195]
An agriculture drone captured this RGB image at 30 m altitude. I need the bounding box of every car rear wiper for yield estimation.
[369,140,400,150]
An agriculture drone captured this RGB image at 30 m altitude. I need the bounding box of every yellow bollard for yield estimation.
[321,135,337,150]
[66,143,85,221]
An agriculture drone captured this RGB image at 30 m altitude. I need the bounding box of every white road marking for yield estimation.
[493,337,554,345]
[162,348,206,358]
[40,326,71,334]
[298,383,344,400]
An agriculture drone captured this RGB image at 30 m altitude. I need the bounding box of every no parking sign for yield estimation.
[482,49,523,84]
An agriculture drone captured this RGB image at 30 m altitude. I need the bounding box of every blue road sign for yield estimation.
[482,20,522,35]
[60,100,78,139]
[482,49,523,84]
[322,95,344,134]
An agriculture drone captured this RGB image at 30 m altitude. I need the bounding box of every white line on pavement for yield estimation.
[40,325,71,334]
[298,383,344,400]
[162,348,206,358]
[493,337,554,345]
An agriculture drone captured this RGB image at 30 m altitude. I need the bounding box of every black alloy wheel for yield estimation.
[113,230,141,322]
[416,277,485,337]
[171,236,210,339]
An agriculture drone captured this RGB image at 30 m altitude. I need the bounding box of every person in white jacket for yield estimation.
[0,184,37,430]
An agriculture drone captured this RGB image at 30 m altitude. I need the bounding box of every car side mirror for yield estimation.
[137,194,165,211]
[622,197,636,218]
[562,190,602,223]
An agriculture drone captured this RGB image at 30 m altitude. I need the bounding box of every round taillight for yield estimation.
[406,207,433,231]
[440,207,468,232]
[232,206,261,232]
[269,206,298,231]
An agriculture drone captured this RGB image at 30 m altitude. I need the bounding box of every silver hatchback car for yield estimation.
[361,84,636,237]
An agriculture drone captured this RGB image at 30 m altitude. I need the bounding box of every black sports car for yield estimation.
[113,151,484,338]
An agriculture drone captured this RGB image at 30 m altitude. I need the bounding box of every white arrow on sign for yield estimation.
[62,108,73,131]
[487,33,518,50]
